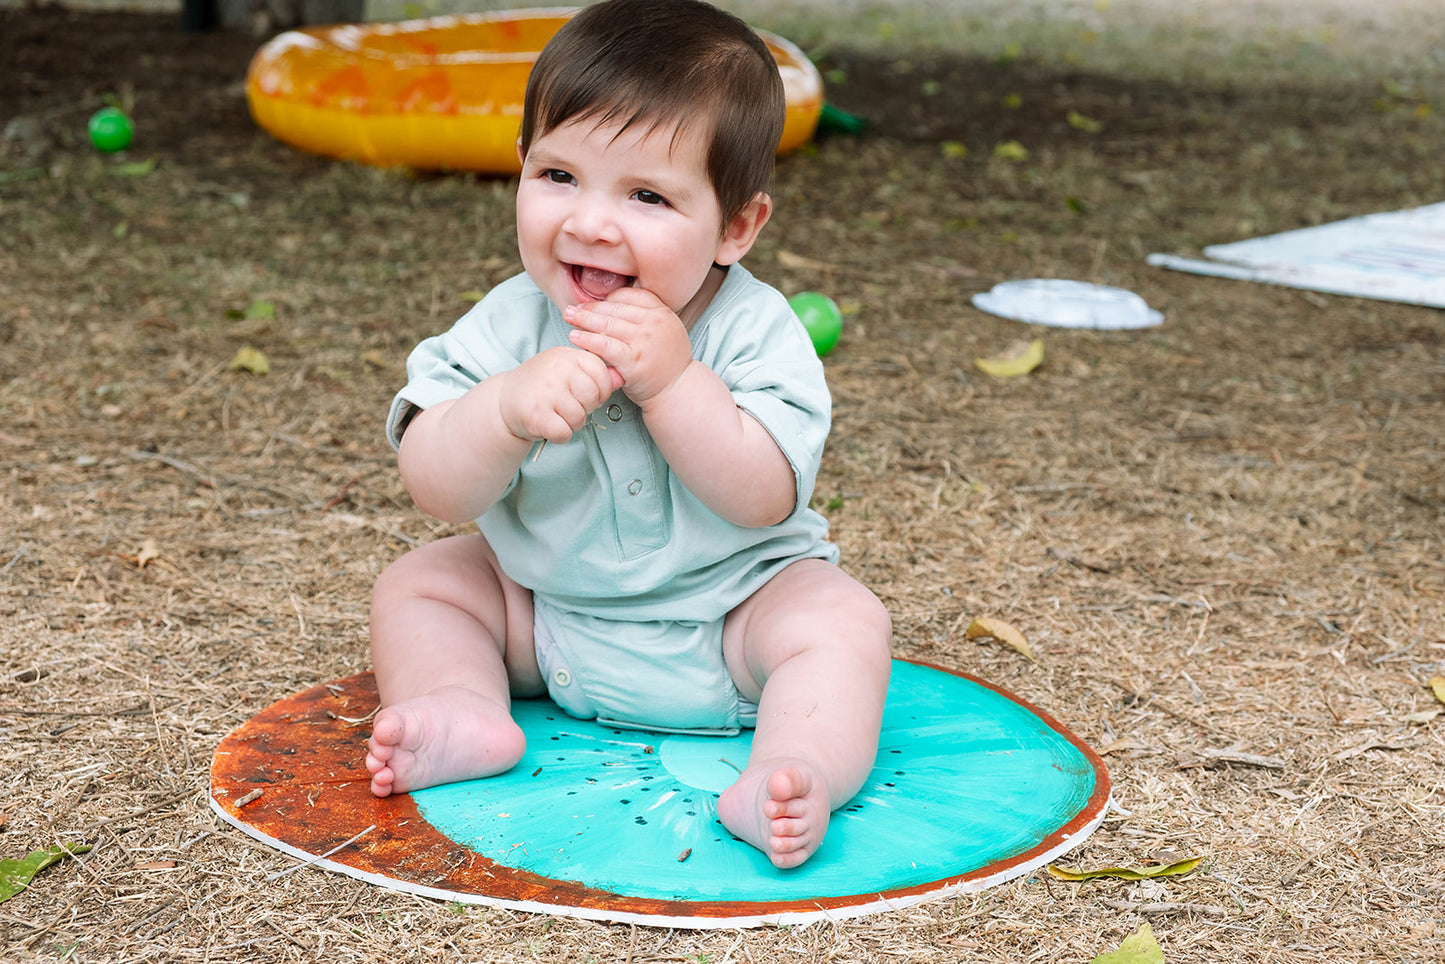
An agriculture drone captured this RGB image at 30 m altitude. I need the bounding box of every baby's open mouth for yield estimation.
[571,264,636,300]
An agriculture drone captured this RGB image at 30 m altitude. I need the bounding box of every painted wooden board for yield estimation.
[210,659,1109,927]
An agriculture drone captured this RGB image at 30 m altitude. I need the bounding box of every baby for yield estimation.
[365,0,891,869]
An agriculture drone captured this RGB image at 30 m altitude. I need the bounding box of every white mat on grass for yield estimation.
[1148,201,1445,308]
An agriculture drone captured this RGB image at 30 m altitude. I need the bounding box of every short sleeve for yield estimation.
[696,270,832,514]
[384,274,559,450]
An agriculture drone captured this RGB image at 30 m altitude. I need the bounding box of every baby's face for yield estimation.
[516,115,734,322]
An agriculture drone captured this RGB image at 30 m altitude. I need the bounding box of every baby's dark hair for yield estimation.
[519,0,786,225]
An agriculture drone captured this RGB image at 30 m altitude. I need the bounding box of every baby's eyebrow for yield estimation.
[632,169,696,205]
[524,146,570,170]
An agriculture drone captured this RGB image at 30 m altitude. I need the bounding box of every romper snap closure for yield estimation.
[552,668,572,687]
[627,479,643,495]
[606,404,623,422]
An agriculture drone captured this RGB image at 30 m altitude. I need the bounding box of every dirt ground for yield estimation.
[2,3,1444,962]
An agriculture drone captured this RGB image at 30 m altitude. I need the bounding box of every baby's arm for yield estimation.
[565,291,795,528]
[398,346,622,522]
[640,362,795,526]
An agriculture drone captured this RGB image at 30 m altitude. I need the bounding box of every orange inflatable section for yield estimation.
[246,9,825,173]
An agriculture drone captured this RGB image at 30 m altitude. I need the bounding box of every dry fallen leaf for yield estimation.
[136,537,160,568]
[776,249,836,272]
[1430,676,1445,705]
[965,617,1036,661]
[228,345,270,375]
[974,338,1044,377]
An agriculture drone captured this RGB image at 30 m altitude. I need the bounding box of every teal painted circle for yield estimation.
[413,660,1100,902]
[658,733,754,793]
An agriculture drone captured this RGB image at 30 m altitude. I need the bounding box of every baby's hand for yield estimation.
[565,288,692,405]
[500,346,622,444]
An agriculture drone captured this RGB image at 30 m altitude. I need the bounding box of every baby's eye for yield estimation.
[543,169,575,185]
[633,189,668,206]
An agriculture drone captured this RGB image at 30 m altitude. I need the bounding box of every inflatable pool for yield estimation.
[245,9,825,174]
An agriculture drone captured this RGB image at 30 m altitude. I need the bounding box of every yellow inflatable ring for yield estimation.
[245,8,824,174]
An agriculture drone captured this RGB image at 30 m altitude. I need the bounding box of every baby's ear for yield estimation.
[715,192,773,266]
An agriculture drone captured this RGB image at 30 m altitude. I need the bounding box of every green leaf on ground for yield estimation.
[1048,856,1202,881]
[226,300,275,321]
[0,843,93,904]
[112,159,157,177]
[1090,922,1164,964]
[993,140,1029,161]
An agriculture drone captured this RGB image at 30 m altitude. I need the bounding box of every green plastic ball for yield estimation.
[788,291,844,356]
[88,108,134,153]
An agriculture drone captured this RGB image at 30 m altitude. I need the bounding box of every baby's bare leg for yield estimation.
[717,560,892,868]
[365,534,542,796]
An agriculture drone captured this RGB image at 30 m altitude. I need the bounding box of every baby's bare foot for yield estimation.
[365,686,525,797]
[716,759,830,869]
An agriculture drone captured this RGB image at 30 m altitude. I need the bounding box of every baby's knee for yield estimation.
[370,548,437,608]
[370,534,498,606]
[853,586,892,640]
[821,583,893,678]
[820,578,892,642]
[784,576,892,668]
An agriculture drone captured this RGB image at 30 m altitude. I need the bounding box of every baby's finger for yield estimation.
[577,349,625,395]
[520,415,572,445]
[568,327,630,368]
[565,300,639,337]
[602,285,666,309]
[540,396,594,443]
[565,341,625,393]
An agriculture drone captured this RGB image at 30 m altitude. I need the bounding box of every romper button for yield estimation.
[627,479,643,495]
[553,668,572,687]
[606,404,623,422]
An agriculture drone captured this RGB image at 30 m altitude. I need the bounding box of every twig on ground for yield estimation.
[1180,747,1287,770]
[1046,546,1115,573]
[81,790,193,833]
[1101,899,1231,916]
[265,824,376,882]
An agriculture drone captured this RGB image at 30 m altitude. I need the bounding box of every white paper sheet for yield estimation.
[1148,202,1445,308]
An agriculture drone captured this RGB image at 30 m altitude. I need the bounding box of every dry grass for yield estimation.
[2,2,1444,961]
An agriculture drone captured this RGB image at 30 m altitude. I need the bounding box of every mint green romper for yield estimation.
[387,265,839,734]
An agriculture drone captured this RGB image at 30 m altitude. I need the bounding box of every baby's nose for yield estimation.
[565,193,622,244]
